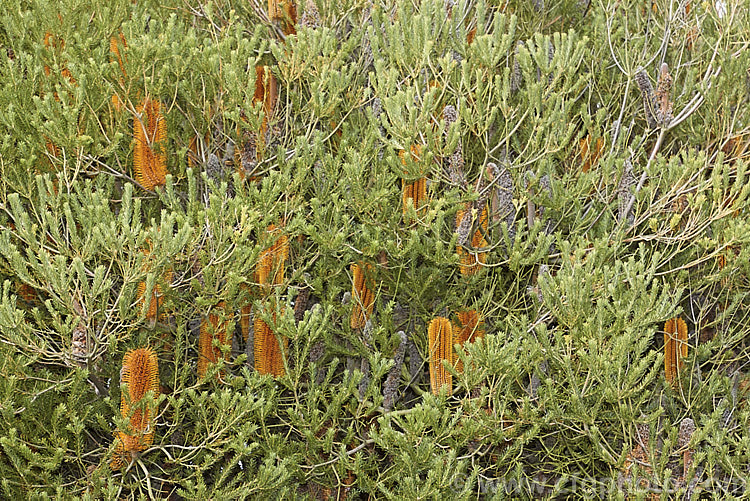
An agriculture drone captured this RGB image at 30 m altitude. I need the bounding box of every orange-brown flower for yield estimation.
[350,263,375,330]
[112,348,159,469]
[198,302,232,379]
[133,98,168,190]
[428,317,453,395]
[254,307,287,377]
[664,317,688,386]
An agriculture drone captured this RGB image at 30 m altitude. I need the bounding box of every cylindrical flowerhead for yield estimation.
[112,347,159,468]
[428,317,453,396]
[453,309,484,373]
[268,0,297,35]
[664,317,688,386]
[400,145,428,215]
[254,65,278,140]
[256,223,290,288]
[350,263,375,330]
[197,302,232,379]
[254,307,287,377]
[133,98,168,190]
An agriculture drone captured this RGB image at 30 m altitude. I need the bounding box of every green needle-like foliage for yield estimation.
[0,0,749,498]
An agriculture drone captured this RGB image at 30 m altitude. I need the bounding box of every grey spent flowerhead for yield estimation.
[383,331,407,411]
[635,68,657,128]
[206,153,223,182]
[371,97,382,118]
[300,0,321,29]
[678,417,695,448]
[618,158,635,225]
[456,208,474,246]
[443,104,457,126]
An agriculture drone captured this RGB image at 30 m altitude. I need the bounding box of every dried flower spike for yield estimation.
[428,317,453,395]
[486,162,516,243]
[664,317,688,386]
[655,63,673,127]
[635,69,657,128]
[383,331,407,411]
[197,302,232,379]
[300,0,321,29]
[443,105,467,188]
[133,98,168,190]
[618,159,635,226]
[254,307,287,377]
[112,347,159,469]
[350,263,375,329]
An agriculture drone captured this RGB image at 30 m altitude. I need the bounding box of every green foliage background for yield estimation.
[0,0,749,498]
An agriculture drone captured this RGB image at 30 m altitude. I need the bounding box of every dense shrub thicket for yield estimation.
[0,0,749,498]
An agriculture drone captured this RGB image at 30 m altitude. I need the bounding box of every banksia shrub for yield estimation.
[254,307,286,377]
[428,317,453,396]
[664,317,688,386]
[350,262,375,330]
[133,98,168,190]
[4,0,750,497]
[197,302,231,379]
[112,348,159,469]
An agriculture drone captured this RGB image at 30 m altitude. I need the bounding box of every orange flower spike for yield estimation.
[428,317,453,395]
[110,32,128,111]
[453,310,484,372]
[664,317,688,386]
[456,205,489,275]
[133,98,168,190]
[399,145,427,215]
[350,263,375,330]
[197,302,232,379]
[112,348,159,468]
[268,0,297,35]
[256,224,289,288]
[579,135,604,173]
[254,66,278,139]
[254,309,287,377]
